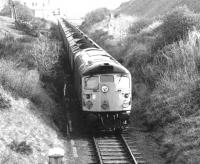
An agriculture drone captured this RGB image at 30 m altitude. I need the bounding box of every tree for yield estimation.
[80,8,110,32]
[0,1,34,21]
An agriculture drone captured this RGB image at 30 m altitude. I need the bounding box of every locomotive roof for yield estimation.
[58,18,130,76]
[75,48,130,76]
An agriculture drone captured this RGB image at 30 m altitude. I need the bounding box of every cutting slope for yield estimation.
[0,16,68,164]
[115,0,200,17]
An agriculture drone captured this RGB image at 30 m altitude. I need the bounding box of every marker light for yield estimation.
[92,94,96,100]
[86,101,93,109]
[124,93,129,98]
[122,100,130,108]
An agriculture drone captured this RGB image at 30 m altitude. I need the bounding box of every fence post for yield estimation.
[48,147,65,164]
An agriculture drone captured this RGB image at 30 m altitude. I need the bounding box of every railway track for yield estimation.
[91,132,147,164]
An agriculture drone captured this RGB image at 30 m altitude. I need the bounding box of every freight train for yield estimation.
[58,17,132,131]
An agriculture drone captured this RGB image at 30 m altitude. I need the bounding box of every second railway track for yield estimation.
[91,132,147,164]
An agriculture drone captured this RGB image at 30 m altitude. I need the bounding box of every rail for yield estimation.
[91,133,146,164]
[120,134,138,164]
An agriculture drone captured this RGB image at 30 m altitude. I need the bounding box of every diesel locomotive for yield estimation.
[58,17,132,131]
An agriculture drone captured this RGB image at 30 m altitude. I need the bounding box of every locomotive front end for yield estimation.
[82,72,132,130]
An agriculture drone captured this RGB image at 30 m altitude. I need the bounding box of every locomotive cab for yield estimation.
[82,74,131,112]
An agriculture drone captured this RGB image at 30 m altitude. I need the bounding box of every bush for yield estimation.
[90,30,113,48]
[0,34,60,75]
[0,93,11,110]
[49,23,60,40]
[31,37,60,78]
[80,8,110,31]
[8,140,33,155]
[0,30,61,98]
[152,6,199,52]
[15,17,51,37]
[142,30,200,126]
[128,18,153,34]
[15,20,39,37]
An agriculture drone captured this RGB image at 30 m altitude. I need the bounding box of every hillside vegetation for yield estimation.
[115,0,200,18]
[82,5,200,164]
[80,8,110,32]
[0,3,69,162]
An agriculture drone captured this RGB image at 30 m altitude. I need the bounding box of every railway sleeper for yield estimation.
[99,145,123,148]
[102,156,129,160]
[99,149,125,152]
[103,160,131,164]
[100,152,127,156]
[98,142,122,145]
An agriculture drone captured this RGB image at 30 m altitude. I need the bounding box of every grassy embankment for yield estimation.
[81,6,200,164]
[0,9,68,164]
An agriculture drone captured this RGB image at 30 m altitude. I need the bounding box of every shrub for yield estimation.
[15,20,39,37]
[8,140,33,155]
[15,17,51,37]
[89,30,129,63]
[128,18,153,34]
[0,93,11,110]
[152,6,199,52]
[80,8,110,31]
[31,37,60,78]
[139,30,200,130]
[90,30,113,48]
[14,15,52,37]
[0,34,60,76]
[122,37,161,91]
[0,31,61,98]
[49,23,60,40]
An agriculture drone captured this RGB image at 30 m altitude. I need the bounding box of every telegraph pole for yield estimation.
[8,0,17,21]
[8,0,12,18]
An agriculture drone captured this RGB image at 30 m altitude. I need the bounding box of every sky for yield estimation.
[51,0,129,19]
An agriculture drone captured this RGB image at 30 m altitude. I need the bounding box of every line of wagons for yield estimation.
[58,17,132,131]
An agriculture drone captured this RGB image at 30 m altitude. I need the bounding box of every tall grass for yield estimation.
[0,59,41,98]
[151,6,199,52]
[140,30,200,124]
[136,30,200,163]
